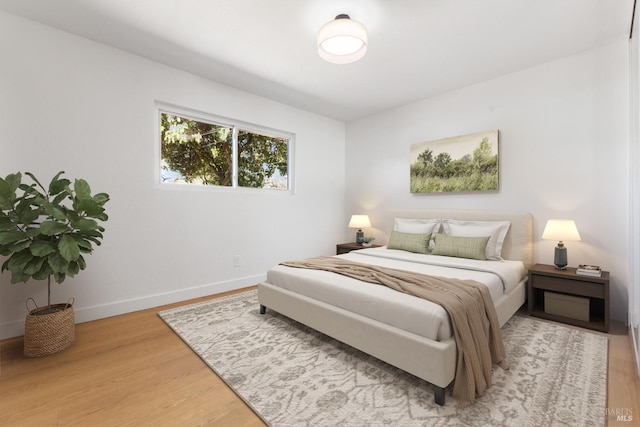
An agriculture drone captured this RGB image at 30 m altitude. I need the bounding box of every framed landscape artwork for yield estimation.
[410,129,499,193]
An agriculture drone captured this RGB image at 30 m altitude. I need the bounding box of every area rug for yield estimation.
[158,290,608,427]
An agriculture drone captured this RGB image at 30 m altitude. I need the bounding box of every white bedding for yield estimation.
[265,247,525,342]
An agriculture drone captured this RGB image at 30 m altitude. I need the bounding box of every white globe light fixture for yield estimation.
[317,14,368,64]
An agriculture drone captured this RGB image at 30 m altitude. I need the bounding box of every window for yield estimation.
[158,106,293,191]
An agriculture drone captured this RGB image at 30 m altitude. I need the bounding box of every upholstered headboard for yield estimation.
[384,208,534,269]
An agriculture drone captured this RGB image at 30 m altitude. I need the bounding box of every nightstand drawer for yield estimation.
[530,274,605,298]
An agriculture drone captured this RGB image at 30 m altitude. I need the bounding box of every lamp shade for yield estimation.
[541,219,581,242]
[317,14,368,64]
[348,214,372,229]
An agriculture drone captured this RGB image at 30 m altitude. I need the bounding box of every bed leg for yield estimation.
[259,305,266,315]
[433,385,446,406]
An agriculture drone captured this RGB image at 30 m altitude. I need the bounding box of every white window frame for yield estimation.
[155,101,295,194]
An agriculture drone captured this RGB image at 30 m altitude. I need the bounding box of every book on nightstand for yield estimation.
[576,264,602,277]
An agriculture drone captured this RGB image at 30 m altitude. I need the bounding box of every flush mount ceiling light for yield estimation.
[317,14,368,64]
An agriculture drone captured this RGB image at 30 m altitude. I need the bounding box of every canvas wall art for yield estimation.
[410,129,499,193]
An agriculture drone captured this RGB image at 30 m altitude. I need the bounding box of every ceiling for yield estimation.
[0,0,634,122]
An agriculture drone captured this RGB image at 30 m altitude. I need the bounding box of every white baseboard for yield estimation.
[632,325,640,378]
[0,274,265,340]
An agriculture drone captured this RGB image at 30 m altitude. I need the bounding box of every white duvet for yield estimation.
[266,247,525,341]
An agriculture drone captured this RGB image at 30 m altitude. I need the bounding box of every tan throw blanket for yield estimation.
[280,256,507,407]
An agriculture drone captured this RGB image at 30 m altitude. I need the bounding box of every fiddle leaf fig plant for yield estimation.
[0,171,109,307]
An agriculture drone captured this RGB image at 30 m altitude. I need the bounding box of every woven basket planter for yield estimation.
[23,298,75,358]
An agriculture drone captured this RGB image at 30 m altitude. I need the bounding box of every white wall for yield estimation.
[346,40,630,322]
[0,12,346,338]
[629,4,640,374]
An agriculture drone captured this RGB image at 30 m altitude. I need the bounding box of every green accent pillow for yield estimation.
[431,234,490,260]
[387,231,431,254]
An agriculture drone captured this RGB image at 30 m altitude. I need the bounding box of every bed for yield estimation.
[258,208,533,406]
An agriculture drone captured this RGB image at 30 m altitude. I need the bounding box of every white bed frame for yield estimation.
[258,209,533,405]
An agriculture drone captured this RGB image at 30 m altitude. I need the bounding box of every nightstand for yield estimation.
[527,263,610,332]
[336,242,380,255]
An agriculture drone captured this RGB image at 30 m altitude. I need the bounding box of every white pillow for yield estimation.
[441,219,510,260]
[394,218,441,234]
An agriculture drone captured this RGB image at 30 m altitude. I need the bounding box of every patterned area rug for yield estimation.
[158,290,608,427]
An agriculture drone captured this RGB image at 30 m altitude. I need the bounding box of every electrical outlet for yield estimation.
[233,255,240,267]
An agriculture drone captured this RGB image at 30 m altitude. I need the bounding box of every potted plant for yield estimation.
[0,171,109,357]
[361,236,376,247]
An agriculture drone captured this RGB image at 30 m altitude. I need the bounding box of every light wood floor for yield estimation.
[1,286,638,427]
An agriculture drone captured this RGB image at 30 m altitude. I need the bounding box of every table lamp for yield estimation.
[348,214,372,244]
[541,219,581,269]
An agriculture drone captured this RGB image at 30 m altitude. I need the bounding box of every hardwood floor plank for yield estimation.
[1,286,638,426]
[606,322,640,426]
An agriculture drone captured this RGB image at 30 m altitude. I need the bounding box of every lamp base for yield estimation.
[356,230,364,244]
[553,245,568,270]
